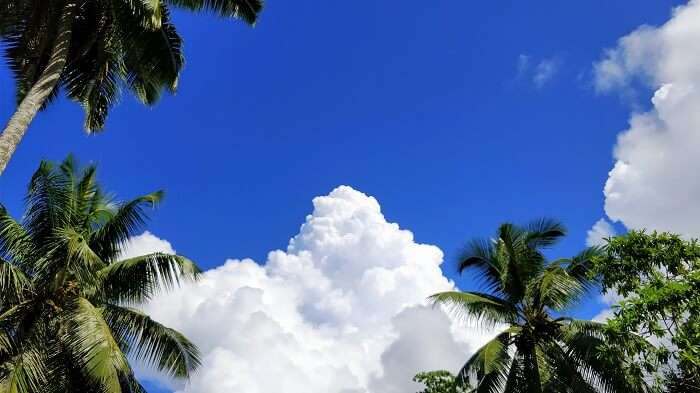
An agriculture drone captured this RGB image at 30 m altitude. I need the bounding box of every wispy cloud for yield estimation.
[517,54,562,88]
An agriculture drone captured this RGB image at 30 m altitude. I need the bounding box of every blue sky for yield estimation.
[0,1,689,391]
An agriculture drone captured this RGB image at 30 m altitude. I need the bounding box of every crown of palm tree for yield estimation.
[0,0,262,131]
[0,156,201,392]
[430,219,639,393]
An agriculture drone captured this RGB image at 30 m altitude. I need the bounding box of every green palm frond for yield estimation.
[0,205,32,263]
[429,291,518,327]
[529,266,584,311]
[165,0,263,24]
[102,304,200,378]
[539,340,598,393]
[458,239,505,294]
[523,219,566,249]
[23,161,72,245]
[0,346,49,393]
[495,222,545,302]
[565,246,604,291]
[122,10,183,104]
[98,252,200,304]
[459,332,511,393]
[61,297,128,393]
[52,226,106,285]
[559,321,641,393]
[0,259,30,304]
[89,191,163,262]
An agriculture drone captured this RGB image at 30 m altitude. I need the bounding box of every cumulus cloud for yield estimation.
[517,54,561,88]
[593,0,700,237]
[126,186,495,392]
[586,218,616,247]
[119,231,175,259]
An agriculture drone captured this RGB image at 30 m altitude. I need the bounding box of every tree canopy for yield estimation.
[0,156,201,392]
[430,219,638,392]
[592,230,700,393]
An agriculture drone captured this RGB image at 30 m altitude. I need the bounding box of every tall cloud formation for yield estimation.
[132,186,494,392]
[594,0,700,236]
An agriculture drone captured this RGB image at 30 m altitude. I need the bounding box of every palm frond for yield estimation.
[459,332,512,393]
[529,266,584,311]
[165,0,263,24]
[89,191,163,262]
[458,239,504,293]
[565,246,604,291]
[523,218,566,249]
[429,291,517,327]
[102,304,200,378]
[0,259,31,305]
[121,8,182,105]
[23,161,72,246]
[61,297,128,393]
[539,340,598,393]
[0,205,32,263]
[0,346,49,393]
[97,252,200,304]
[559,320,641,393]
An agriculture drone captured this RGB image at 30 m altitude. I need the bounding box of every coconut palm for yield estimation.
[0,0,263,175]
[0,156,201,392]
[430,219,639,393]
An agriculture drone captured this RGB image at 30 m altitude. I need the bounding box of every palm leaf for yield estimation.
[97,252,200,304]
[429,291,517,327]
[523,218,566,249]
[528,266,584,311]
[165,0,263,24]
[0,259,30,305]
[458,239,505,294]
[0,205,32,263]
[102,304,200,378]
[459,332,511,392]
[61,297,128,393]
[89,191,163,262]
[0,346,49,393]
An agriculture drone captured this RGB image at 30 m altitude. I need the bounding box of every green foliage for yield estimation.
[0,0,263,131]
[0,156,202,392]
[592,230,700,393]
[414,370,469,393]
[430,218,637,393]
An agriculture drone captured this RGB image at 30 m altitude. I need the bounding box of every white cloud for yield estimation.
[119,231,175,259]
[517,54,561,88]
[517,54,531,76]
[125,186,496,392]
[586,218,616,247]
[594,0,700,237]
[533,59,560,88]
[592,290,623,322]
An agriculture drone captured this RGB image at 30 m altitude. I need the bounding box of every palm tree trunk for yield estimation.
[524,345,543,393]
[0,2,76,175]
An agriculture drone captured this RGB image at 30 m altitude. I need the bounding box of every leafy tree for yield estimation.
[592,230,700,393]
[430,219,638,393]
[414,370,469,393]
[0,156,201,392]
[0,0,263,174]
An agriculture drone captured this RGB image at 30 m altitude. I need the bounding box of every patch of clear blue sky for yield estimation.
[0,1,684,390]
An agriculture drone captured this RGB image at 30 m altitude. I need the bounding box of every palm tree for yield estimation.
[0,156,201,392]
[430,219,638,393]
[0,0,263,175]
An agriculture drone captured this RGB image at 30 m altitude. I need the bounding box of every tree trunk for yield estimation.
[0,2,76,175]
